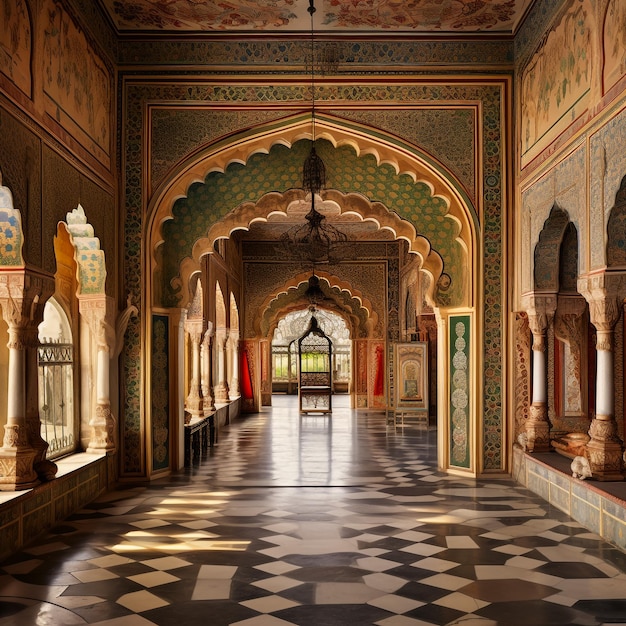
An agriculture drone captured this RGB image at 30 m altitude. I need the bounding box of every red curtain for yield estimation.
[373,346,385,396]
[241,350,254,400]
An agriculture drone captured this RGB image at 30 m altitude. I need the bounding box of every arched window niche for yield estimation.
[38,297,77,460]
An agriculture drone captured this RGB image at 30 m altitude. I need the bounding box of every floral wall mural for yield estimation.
[520,0,593,168]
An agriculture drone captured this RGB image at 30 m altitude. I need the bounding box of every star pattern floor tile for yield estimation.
[1,395,625,625]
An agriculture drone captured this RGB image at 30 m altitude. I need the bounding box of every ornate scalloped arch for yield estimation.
[178,188,442,306]
[147,113,476,310]
[257,270,378,340]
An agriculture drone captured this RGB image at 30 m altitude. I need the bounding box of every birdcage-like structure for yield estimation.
[297,315,332,413]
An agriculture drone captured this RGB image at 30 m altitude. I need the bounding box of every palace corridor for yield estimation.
[1,396,625,626]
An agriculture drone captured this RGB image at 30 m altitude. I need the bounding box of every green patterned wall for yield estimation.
[450,314,471,469]
[160,138,462,307]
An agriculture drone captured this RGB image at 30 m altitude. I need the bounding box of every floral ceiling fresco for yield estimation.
[99,0,534,33]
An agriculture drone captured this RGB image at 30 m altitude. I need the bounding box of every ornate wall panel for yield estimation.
[118,39,513,67]
[41,0,112,167]
[335,109,476,201]
[603,0,626,94]
[521,143,587,293]
[449,314,471,469]
[514,312,530,440]
[151,315,170,471]
[150,109,289,194]
[589,107,626,270]
[515,0,565,66]
[0,110,41,267]
[0,0,32,97]
[520,0,594,168]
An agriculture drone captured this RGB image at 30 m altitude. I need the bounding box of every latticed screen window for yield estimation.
[38,342,75,459]
[38,298,77,460]
[272,346,296,382]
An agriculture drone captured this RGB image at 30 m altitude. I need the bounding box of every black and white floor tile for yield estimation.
[1,396,626,625]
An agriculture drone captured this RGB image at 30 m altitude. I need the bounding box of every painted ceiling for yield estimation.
[99,0,535,34]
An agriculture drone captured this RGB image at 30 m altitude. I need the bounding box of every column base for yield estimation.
[214,384,230,403]
[525,403,551,452]
[185,392,205,424]
[0,447,39,491]
[86,403,116,454]
[586,416,624,481]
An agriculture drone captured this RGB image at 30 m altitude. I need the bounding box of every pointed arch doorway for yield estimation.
[145,114,485,477]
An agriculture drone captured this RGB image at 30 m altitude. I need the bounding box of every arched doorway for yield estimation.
[145,115,482,476]
[271,306,352,397]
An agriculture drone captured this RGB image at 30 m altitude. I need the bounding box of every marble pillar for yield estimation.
[578,273,625,481]
[522,293,557,452]
[0,268,56,489]
[81,296,116,453]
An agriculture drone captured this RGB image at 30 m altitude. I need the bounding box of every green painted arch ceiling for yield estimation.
[159,138,464,305]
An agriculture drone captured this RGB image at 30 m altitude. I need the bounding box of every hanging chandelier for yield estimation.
[280,0,347,266]
[304,272,325,305]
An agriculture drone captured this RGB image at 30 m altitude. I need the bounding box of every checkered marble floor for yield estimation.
[1,396,626,625]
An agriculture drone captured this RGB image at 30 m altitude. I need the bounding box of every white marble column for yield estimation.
[522,293,557,452]
[578,273,625,481]
[201,323,215,412]
[184,326,205,421]
[228,332,240,399]
[81,296,116,453]
[0,321,39,488]
[0,269,55,489]
[214,329,230,403]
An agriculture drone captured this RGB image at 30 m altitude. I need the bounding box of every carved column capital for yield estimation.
[554,295,587,345]
[0,267,55,324]
[578,271,626,332]
[185,320,204,346]
[521,292,557,347]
